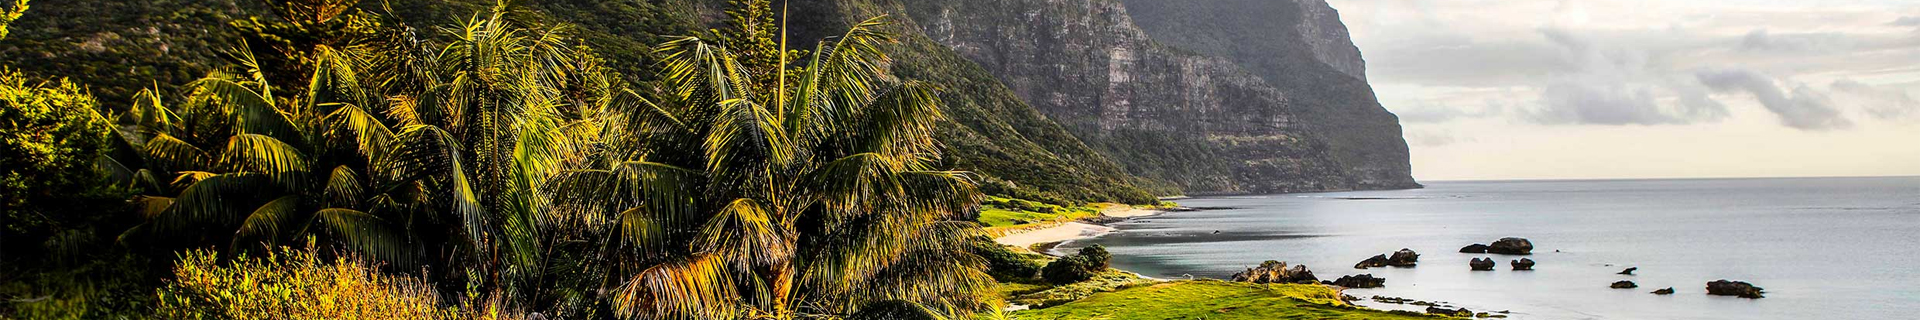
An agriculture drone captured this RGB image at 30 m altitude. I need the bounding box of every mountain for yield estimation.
[891,0,1420,194]
[0,0,1414,202]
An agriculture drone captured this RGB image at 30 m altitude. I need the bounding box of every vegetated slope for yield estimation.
[0,0,1157,204]
[895,0,1421,194]
[783,0,1158,203]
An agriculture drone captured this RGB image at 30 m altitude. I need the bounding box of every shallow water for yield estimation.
[1057,177,1920,319]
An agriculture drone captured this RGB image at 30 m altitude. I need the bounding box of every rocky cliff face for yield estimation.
[898,0,1418,194]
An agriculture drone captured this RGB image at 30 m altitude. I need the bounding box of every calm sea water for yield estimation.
[1056,177,1920,319]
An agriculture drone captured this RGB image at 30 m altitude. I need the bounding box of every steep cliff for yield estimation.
[894,0,1418,193]
[1121,0,1418,190]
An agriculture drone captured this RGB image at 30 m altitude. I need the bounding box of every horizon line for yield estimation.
[1417,174,1920,183]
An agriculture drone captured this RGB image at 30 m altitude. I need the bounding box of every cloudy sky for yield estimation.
[1325,0,1920,181]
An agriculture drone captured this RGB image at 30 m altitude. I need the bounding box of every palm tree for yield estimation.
[114,2,611,293]
[112,42,421,267]
[549,8,1000,319]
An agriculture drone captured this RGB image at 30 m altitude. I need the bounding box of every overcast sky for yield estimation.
[1325,0,1920,181]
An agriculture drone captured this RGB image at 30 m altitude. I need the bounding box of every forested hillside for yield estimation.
[0,0,1158,204]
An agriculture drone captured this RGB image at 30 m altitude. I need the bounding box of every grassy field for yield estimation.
[1010,280,1441,320]
[977,197,1105,229]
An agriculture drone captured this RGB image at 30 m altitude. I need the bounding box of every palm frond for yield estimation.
[611,255,740,319]
[223,133,312,190]
[697,198,791,268]
[232,195,305,249]
[314,208,419,267]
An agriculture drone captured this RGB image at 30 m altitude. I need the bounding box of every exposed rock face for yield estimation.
[1652,287,1676,295]
[1354,254,1389,269]
[1511,258,1535,271]
[1488,238,1534,255]
[1459,244,1490,253]
[1612,281,1639,289]
[1707,280,1765,298]
[1386,249,1419,267]
[1619,267,1638,275]
[1329,274,1385,288]
[1470,258,1495,271]
[1230,260,1318,284]
[901,0,1419,194]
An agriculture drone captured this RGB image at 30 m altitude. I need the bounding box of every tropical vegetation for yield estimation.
[2,0,1002,318]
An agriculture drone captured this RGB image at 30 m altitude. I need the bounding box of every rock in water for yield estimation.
[1611,281,1638,289]
[1331,274,1386,288]
[1618,267,1637,275]
[1354,254,1389,269]
[1510,258,1535,271]
[1459,244,1490,253]
[1487,237,1533,255]
[1469,258,1496,271]
[1652,287,1675,295]
[1707,280,1765,298]
[1229,260,1318,284]
[1386,248,1420,267]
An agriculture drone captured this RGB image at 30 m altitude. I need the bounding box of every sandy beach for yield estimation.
[993,222,1115,248]
[991,204,1168,249]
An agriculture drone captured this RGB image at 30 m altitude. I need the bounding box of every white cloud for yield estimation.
[1832,79,1919,119]
[1696,69,1853,130]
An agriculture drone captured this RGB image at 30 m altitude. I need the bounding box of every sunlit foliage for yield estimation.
[156,246,527,320]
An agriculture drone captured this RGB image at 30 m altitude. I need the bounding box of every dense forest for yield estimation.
[0,0,1027,318]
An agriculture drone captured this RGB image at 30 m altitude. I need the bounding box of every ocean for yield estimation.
[1055,177,1920,319]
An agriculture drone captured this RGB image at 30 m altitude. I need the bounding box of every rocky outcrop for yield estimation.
[1611,281,1639,289]
[1230,260,1318,284]
[901,0,1418,195]
[1354,254,1389,269]
[1707,280,1765,298]
[1328,274,1385,288]
[1618,267,1638,275]
[1511,258,1535,271]
[1425,307,1473,317]
[1386,249,1419,267]
[1652,287,1676,295]
[1470,258,1495,271]
[1459,244,1489,253]
[1488,238,1534,255]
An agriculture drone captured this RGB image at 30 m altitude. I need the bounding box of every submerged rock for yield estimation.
[1618,267,1637,275]
[1459,243,1490,253]
[1354,254,1389,269]
[1331,274,1386,288]
[1652,287,1675,295]
[1510,258,1535,270]
[1386,248,1420,267]
[1707,280,1765,299]
[1611,280,1638,289]
[1469,258,1495,271]
[1488,237,1533,255]
[1229,260,1318,284]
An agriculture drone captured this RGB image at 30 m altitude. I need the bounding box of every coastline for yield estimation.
[991,204,1169,252]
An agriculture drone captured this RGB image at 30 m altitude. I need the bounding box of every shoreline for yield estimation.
[990,204,1171,253]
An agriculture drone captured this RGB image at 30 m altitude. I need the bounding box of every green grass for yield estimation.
[976,196,1103,229]
[1011,280,1441,320]
[1006,271,1154,308]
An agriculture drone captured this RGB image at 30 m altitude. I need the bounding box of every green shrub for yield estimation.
[972,240,1044,282]
[156,246,528,320]
[1075,245,1111,270]
[1043,245,1111,284]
